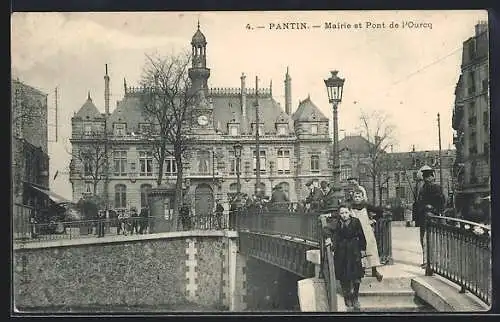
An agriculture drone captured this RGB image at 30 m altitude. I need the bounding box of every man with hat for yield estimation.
[415,165,445,268]
[305,179,323,212]
[270,184,289,211]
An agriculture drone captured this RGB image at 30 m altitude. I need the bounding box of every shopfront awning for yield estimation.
[29,185,72,204]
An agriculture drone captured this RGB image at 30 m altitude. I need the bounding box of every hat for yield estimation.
[305,179,313,187]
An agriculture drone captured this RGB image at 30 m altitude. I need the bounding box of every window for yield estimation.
[340,165,352,181]
[114,184,127,208]
[394,172,400,183]
[140,184,152,208]
[482,79,489,93]
[468,70,476,95]
[139,123,151,134]
[276,149,290,174]
[113,151,127,176]
[84,182,93,194]
[252,123,265,135]
[83,158,93,176]
[253,150,266,174]
[229,125,239,136]
[395,186,406,199]
[277,125,287,136]
[311,124,318,135]
[113,123,126,136]
[83,122,93,135]
[165,156,177,176]
[311,155,320,173]
[229,151,237,175]
[198,150,211,174]
[229,183,239,192]
[139,151,154,176]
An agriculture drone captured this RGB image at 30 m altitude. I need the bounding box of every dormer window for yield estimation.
[229,124,239,136]
[114,123,126,136]
[311,124,318,135]
[139,123,151,134]
[83,122,93,136]
[252,123,265,135]
[277,124,287,136]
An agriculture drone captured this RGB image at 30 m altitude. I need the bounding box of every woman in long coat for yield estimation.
[350,189,384,281]
[324,204,367,311]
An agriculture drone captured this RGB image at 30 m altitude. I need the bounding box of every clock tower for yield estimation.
[189,23,215,134]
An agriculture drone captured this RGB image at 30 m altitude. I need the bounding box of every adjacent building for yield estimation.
[12,79,50,208]
[452,21,490,212]
[69,25,333,216]
[338,135,455,207]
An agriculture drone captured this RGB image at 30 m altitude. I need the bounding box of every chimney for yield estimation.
[104,64,110,115]
[284,67,292,115]
[475,20,488,36]
[240,72,247,133]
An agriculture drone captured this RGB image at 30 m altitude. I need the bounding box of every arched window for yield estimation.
[114,184,127,208]
[198,150,211,174]
[229,183,240,192]
[140,184,152,208]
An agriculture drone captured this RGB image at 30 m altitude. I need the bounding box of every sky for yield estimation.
[11,10,488,199]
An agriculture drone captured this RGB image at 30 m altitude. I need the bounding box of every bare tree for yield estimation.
[73,133,108,198]
[139,51,197,229]
[358,110,397,205]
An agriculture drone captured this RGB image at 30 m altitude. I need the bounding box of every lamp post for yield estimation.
[233,142,243,195]
[324,70,345,203]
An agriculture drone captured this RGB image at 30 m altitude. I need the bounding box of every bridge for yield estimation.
[13,203,491,312]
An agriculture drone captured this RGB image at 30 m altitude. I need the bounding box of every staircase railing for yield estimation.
[319,215,338,311]
[425,214,491,306]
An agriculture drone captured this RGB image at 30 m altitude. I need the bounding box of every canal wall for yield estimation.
[13,231,246,312]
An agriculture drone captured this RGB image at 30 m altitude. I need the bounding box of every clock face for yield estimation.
[197,115,209,126]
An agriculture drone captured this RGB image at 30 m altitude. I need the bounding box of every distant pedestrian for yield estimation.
[214,200,224,229]
[130,207,139,234]
[97,210,106,237]
[139,205,150,234]
[180,201,192,230]
[347,177,368,203]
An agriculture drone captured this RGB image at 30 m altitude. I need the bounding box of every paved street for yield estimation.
[391,224,423,267]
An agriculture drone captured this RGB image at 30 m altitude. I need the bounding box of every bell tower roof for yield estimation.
[191,21,207,46]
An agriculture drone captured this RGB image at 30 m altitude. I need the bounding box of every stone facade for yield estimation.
[69,26,333,214]
[13,232,245,311]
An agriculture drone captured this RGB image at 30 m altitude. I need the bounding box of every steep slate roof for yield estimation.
[292,96,329,122]
[211,94,293,134]
[108,95,149,131]
[338,135,374,154]
[74,93,101,119]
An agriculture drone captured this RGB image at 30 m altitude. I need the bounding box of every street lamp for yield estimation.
[233,142,243,195]
[324,70,345,202]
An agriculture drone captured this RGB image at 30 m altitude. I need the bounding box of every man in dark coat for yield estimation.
[270,185,289,211]
[214,200,224,229]
[305,180,323,212]
[415,166,445,268]
[139,205,150,234]
[180,202,192,231]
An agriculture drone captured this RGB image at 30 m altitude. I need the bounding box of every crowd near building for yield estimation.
[452,20,490,214]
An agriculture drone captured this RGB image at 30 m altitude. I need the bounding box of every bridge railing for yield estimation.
[13,213,230,243]
[234,203,321,243]
[426,214,491,306]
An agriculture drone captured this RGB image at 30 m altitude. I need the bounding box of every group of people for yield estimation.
[95,205,151,237]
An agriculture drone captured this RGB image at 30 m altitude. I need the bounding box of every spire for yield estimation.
[197,17,200,30]
[124,78,128,94]
[270,79,273,96]
[87,91,91,100]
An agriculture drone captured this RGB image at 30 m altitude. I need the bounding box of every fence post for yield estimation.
[425,214,433,276]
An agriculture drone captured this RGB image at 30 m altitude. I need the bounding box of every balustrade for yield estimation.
[426,214,491,305]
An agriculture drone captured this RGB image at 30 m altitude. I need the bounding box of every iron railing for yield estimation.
[13,213,231,243]
[426,214,491,306]
[374,212,393,264]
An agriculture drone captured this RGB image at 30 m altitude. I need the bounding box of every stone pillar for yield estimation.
[148,184,176,233]
[223,233,247,311]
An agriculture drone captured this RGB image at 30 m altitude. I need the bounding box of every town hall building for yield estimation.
[69,25,333,216]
